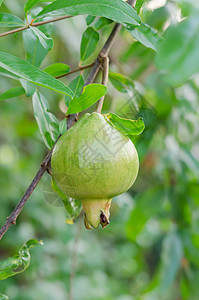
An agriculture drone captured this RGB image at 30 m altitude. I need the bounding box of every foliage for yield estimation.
[0,239,43,280]
[0,0,199,299]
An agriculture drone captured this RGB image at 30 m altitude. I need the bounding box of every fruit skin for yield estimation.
[51,112,139,229]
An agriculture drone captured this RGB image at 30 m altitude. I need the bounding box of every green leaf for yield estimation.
[0,0,3,8]
[29,26,53,51]
[59,119,67,135]
[65,75,84,106]
[86,15,95,26]
[0,87,25,101]
[0,52,74,97]
[155,15,199,86]
[43,63,70,77]
[0,67,19,80]
[37,0,140,26]
[51,177,82,221]
[135,0,146,14]
[24,0,55,14]
[109,72,135,93]
[80,27,99,62]
[24,0,40,13]
[67,84,107,114]
[32,91,59,149]
[126,186,163,241]
[106,113,145,136]
[158,233,183,292]
[20,79,36,97]
[127,22,162,51]
[0,294,9,300]
[23,28,49,67]
[0,239,43,280]
[94,17,113,30]
[0,13,25,27]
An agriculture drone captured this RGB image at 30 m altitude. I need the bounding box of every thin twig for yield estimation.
[95,57,109,113]
[0,15,73,38]
[56,62,94,79]
[68,216,83,300]
[0,144,55,240]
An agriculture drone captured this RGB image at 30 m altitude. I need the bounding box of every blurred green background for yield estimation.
[1,0,199,299]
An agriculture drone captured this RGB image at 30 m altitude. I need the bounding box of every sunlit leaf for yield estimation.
[67,84,107,114]
[0,239,43,280]
[0,52,74,97]
[106,113,145,136]
[43,63,70,77]
[37,0,140,26]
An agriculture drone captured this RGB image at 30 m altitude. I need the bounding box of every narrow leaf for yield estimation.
[23,28,49,67]
[30,26,53,51]
[135,0,146,14]
[0,87,25,101]
[0,0,3,8]
[43,63,70,77]
[109,72,135,93]
[155,15,199,85]
[81,27,99,62]
[0,52,74,97]
[37,0,140,26]
[94,17,113,30]
[59,119,67,135]
[127,22,162,51]
[65,75,84,106]
[24,0,55,13]
[67,84,107,114]
[0,13,25,27]
[20,79,36,97]
[0,239,43,280]
[24,0,40,13]
[86,15,95,26]
[32,91,59,149]
[0,67,19,80]
[106,113,145,136]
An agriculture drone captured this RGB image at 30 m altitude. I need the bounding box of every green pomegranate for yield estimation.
[51,112,139,229]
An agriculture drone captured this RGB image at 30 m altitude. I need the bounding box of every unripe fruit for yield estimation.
[51,112,139,229]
